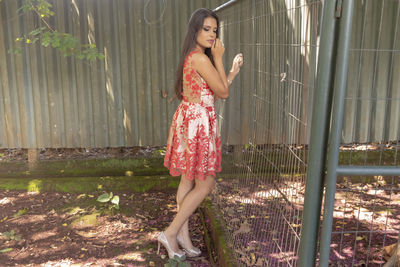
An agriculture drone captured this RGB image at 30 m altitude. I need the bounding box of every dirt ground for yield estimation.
[0,190,211,267]
[0,147,165,162]
[213,176,400,267]
[0,148,211,267]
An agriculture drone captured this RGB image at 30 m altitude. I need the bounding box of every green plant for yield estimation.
[96,192,119,215]
[164,255,191,267]
[2,230,21,241]
[153,147,166,157]
[9,0,104,60]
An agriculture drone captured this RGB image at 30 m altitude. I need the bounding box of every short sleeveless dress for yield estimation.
[163,50,222,181]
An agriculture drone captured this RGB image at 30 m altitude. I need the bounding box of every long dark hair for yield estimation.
[174,8,220,100]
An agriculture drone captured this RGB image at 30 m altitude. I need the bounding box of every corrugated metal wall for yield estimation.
[217,0,320,145]
[343,0,400,143]
[0,0,225,148]
[218,0,400,146]
[0,0,399,149]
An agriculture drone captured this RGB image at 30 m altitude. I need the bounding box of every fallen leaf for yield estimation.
[233,220,251,236]
[13,208,28,218]
[356,236,366,241]
[250,252,256,265]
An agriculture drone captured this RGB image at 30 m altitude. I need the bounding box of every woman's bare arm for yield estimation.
[193,53,229,98]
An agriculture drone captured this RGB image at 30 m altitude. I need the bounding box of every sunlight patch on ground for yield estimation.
[31,229,57,241]
[117,251,146,262]
[253,190,280,199]
[0,197,14,205]
[42,259,77,267]
[248,183,305,209]
[28,179,43,192]
[10,214,46,225]
[341,144,381,151]
[269,251,297,262]
[70,212,100,228]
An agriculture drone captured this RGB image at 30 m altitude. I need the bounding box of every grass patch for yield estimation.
[0,175,178,193]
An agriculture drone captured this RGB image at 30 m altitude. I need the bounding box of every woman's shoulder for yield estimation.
[190,52,211,68]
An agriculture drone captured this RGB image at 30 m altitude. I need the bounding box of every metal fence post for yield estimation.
[298,1,339,266]
[318,0,355,266]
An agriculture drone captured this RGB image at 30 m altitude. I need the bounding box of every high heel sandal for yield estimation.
[177,234,201,257]
[157,232,186,259]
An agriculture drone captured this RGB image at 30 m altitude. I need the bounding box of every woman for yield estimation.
[159,8,243,259]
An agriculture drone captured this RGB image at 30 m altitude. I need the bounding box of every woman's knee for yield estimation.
[196,176,215,195]
[180,174,194,187]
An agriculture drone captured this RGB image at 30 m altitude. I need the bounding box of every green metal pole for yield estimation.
[298,1,338,266]
[337,166,400,176]
[319,0,354,266]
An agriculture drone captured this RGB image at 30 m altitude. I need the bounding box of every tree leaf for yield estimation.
[97,193,111,203]
[0,248,12,253]
[111,196,119,205]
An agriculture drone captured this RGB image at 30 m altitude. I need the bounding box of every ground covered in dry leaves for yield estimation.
[212,176,400,267]
[0,148,211,267]
[0,189,210,266]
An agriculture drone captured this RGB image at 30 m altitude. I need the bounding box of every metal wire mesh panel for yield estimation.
[212,1,322,266]
[328,1,400,266]
[329,145,400,267]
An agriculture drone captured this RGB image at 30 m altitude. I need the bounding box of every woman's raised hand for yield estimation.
[231,53,244,75]
[211,38,225,59]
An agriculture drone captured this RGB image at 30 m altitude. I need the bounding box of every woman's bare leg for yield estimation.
[163,175,215,252]
[176,175,194,248]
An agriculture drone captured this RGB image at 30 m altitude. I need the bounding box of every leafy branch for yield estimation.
[10,0,104,60]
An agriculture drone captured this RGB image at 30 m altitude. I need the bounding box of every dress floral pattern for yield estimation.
[164,50,222,180]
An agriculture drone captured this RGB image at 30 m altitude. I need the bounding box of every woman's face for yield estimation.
[196,17,218,50]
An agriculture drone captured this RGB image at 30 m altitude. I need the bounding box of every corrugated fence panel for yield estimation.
[0,6,8,148]
[0,0,226,148]
[1,0,398,148]
[343,0,400,143]
[218,0,320,145]
[218,0,399,146]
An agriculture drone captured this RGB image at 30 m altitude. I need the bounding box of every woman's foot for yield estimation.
[157,232,185,259]
[177,232,201,257]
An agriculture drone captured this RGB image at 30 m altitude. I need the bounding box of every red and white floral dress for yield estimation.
[164,50,222,181]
